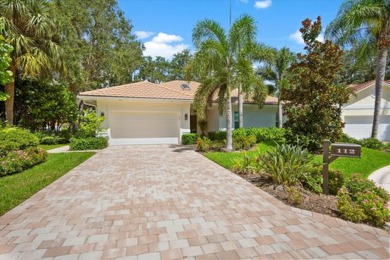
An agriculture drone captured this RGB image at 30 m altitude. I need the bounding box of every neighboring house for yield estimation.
[78,80,278,145]
[342,80,390,141]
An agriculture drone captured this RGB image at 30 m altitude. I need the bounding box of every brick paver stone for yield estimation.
[0,145,389,259]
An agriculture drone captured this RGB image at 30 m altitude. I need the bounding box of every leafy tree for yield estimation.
[50,0,143,92]
[257,47,296,128]
[78,109,105,138]
[136,56,170,83]
[14,80,78,131]
[170,49,193,80]
[189,15,267,151]
[0,21,13,101]
[325,0,390,138]
[0,0,63,124]
[283,17,350,151]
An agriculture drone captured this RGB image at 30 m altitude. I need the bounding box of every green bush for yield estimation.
[345,174,389,202]
[0,127,39,156]
[40,136,64,145]
[337,133,360,144]
[77,109,105,138]
[208,131,226,141]
[232,128,247,138]
[285,129,320,151]
[0,147,47,176]
[246,127,285,143]
[258,143,313,186]
[231,152,258,174]
[360,138,384,150]
[301,167,345,195]
[337,187,366,223]
[196,137,211,152]
[233,134,256,150]
[70,137,108,150]
[328,169,345,195]
[181,133,198,145]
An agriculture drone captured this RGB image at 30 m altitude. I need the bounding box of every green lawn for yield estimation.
[38,143,68,151]
[0,152,95,216]
[205,142,390,179]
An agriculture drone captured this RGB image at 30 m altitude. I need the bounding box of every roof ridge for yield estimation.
[158,81,195,98]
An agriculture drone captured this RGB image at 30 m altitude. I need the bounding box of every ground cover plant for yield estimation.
[0,152,95,215]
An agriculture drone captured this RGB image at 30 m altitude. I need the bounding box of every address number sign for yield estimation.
[330,143,361,158]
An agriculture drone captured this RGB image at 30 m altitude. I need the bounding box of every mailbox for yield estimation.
[330,143,361,158]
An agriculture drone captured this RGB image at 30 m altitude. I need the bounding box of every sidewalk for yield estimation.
[368,166,390,193]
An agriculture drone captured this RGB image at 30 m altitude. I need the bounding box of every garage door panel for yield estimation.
[344,116,390,141]
[110,111,179,140]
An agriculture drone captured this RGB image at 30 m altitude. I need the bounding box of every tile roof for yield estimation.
[348,80,390,93]
[78,80,278,105]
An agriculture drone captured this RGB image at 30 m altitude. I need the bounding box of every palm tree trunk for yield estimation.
[277,99,283,128]
[238,83,243,128]
[226,92,233,151]
[5,61,17,125]
[371,47,388,138]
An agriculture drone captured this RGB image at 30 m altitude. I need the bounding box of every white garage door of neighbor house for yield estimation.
[110,111,180,145]
[344,116,390,141]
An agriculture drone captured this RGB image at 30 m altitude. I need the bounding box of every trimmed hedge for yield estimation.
[182,133,198,145]
[0,127,39,156]
[0,147,47,176]
[70,137,108,150]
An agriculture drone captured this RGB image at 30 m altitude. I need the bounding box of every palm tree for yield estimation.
[190,15,264,150]
[257,47,295,128]
[325,0,390,138]
[0,0,63,124]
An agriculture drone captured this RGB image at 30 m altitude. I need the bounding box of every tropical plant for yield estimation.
[188,15,267,151]
[325,0,390,138]
[77,109,105,138]
[257,47,296,128]
[0,0,63,124]
[283,17,350,151]
[0,21,13,101]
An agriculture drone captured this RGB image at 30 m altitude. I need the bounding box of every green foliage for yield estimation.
[231,152,259,174]
[69,137,108,151]
[0,152,95,215]
[300,167,345,195]
[15,80,78,130]
[50,0,143,91]
[0,22,13,100]
[345,174,389,202]
[258,143,313,186]
[328,169,345,195]
[337,187,367,223]
[78,109,105,138]
[208,131,227,141]
[233,134,257,150]
[0,147,47,176]
[360,138,384,150]
[181,133,198,145]
[40,136,64,145]
[283,17,350,151]
[337,133,360,144]
[196,137,212,152]
[246,127,285,143]
[0,127,39,155]
[285,186,303,206]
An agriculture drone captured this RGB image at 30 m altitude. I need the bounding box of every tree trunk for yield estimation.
[371,47,388,138]
[238,83,243,128]
[226,92,233,151]
[277,99,283,128]
[4,61,17,125]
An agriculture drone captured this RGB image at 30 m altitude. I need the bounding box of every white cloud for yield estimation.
[143,32,189,59]
[135,31,154,40]
[152,33,183,43]
[289,30,325,45]
[254,0,272,9]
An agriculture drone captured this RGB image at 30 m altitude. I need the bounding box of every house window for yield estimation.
[234,111,239,129]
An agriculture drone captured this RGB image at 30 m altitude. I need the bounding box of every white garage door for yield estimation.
[110,111,180,145]
[344,116,390,141]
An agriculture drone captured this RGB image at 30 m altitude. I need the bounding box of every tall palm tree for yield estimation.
[257,47,295,128]
[325,0,390,138]
[0,0,63,124]
[190,15,264,150]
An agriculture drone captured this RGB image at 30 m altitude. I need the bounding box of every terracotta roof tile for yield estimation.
[348,80,390,93]
[78,80,278,105]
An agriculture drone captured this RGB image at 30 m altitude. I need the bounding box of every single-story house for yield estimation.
[342,80,390,141]
[78,80,278,145]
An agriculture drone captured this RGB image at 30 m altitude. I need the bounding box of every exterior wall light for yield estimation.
[185,113,188,121]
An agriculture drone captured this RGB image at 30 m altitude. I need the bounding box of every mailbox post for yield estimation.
[322,140,361,194]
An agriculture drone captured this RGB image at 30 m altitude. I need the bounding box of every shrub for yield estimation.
[233,134,256,150]
[360,137,384,150]
[328,169,345,195]
[232,128,247,138]
[70,137,108,150]
[231,152,258,174]
[337,133,360,144]
[0,147,47,176]
[210,140,225,151]
[285,186,303,206]
[77,109,105,138]
[196,137,211,152]
[0,127,39,155]
[40,136,64,145]
[182,133,198,145]
[337,187,366,223]
[285,129,319,151]
[208,131,226,141]
[345,174,389,202]
[258,143,313,186]
[301,167,345,195]
[246,127,285,143]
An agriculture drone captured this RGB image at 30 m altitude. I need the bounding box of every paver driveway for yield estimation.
[0,145,389,259]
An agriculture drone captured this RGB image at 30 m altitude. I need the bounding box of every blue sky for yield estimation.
[118,0,344,59]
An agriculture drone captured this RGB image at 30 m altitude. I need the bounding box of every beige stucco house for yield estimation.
[78,80,278,145]
[343,80,390,141]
